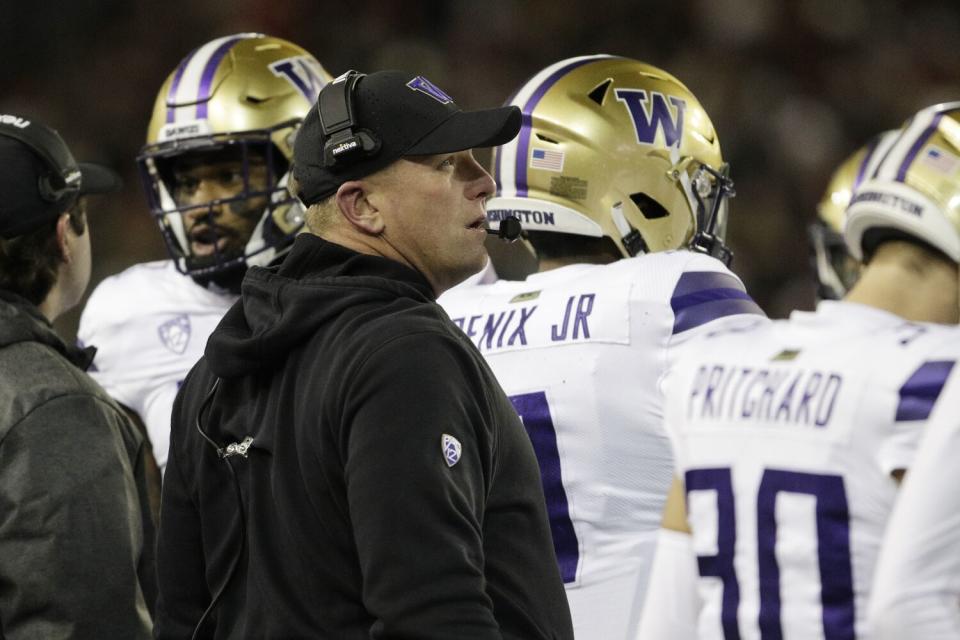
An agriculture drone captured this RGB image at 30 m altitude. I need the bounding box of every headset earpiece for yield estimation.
[317,71,381,168]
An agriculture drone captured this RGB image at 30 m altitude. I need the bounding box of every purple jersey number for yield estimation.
[686,468,854,640]
[509,391,579,583]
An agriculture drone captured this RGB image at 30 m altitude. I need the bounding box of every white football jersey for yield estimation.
[78,261,236,470]
[662,301,958,640]
[438,250,764,640]
[869,333,960,640]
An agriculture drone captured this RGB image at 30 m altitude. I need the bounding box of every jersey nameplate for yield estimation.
[449,286,630,354]
[685,362,845,431]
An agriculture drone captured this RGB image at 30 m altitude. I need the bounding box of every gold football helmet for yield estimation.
[488,55,734,263]
[809,131,897,300]
[137,33,332,289]
[846,102,960,264]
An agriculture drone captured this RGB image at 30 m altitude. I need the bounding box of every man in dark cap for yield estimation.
[156,71,573,639]
[0,115,155,638]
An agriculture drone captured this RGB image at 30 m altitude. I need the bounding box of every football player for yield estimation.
[437,55,765,639]
[646,102,960,639]
[78,34,331,476]
[869,356,960,639]
[809,132,897,301]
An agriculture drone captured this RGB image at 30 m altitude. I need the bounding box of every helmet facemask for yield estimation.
[140,33,332,292]
[138,123,303,291]
[683,160,735,265]
[806,130,899,301]
[808,221,858,301]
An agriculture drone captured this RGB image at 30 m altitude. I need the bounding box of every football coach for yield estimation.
[155,70,573,639]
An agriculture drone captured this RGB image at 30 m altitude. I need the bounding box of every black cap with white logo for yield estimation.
[293,70,521,205]
[0,114,122,238]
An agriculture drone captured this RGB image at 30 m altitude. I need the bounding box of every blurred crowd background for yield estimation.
[2,0,958,341]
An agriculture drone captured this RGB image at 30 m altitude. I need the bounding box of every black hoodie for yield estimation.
[156,234,573,639]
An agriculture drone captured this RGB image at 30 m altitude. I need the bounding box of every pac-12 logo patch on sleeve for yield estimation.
[442,433,462,467]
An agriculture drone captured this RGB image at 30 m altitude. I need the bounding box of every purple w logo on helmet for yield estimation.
[406,76,453,104]
[614,89,686,148]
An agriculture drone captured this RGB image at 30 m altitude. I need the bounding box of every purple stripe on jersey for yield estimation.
[196,37,245,120]
[165,50,195,124]
[672,287,754,311]
[672,296,764,334]
[671,271,762,333]
[896,113,944,182]
[895,360,955,421]
[514,58,598,197]
[672,270,747,297]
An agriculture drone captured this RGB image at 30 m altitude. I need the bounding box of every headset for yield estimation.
[316,74,522,242]
[317,71,381,168]
[0,117,82,208]
[488,215,522,242]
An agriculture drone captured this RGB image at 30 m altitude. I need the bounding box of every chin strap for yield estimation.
[611,201,649,257]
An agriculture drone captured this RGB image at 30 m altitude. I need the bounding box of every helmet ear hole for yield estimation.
[629,192,669,220]
[587,79,612,106]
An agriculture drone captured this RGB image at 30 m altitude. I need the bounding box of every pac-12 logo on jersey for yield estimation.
[269,56,328,103]
[158,314,191,355]
[614,89,686,147]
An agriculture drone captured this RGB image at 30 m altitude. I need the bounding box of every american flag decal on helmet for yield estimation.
[530,148,564,172]
[441,434,462,467]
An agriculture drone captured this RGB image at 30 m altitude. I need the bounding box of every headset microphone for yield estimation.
[487,215,522,242]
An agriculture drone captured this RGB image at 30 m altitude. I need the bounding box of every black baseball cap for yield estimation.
[0,114,122,238]
[293,70,521,205]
